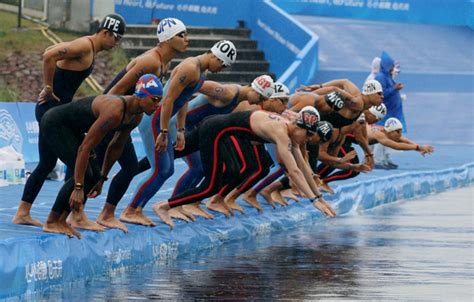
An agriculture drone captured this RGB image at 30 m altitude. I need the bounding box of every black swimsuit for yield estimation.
[35,37,96,122]
[41,96,128,214]
[319,111,359,129]
[22,38,96,205]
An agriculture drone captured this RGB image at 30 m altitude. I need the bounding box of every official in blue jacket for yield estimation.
[375,51,406,131]
[374,51,406,169]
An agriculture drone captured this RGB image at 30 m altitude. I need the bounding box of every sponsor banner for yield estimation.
[16,103,40,163]
[272,0,474,28]
[0,103,24,156]
[114,0,248,27]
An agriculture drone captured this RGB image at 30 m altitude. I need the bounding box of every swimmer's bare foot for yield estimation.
[260,188,276,209]
[280,189,300,202]
[183,202,214,219]
[152,201,174,229]
[169,206,193,222]
[96,203,128,232]
[319,181,335,194]
[206,195,232,218]
[243,190,263,212]
[224,189,244,214]
[12,201,43,227]
[138,207,157,227]
[43,211,76,238]
[63,221,82,239]
[178,206,195,221]
[67,210,105,231]
[120,206,154,226]
[43,221,74,238]
[271,190,289,207]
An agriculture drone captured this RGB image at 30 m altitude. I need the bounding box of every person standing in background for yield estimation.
[373,51,406,169]
[12,14,126,227]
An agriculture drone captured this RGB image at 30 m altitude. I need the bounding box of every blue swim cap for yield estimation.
[134,74,163,98]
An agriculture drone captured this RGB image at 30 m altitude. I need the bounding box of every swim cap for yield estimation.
[156,18,186,42]
[296,106,320,133]
[134,74,163,98]
[99,14,126,36]
[362,79,383,95]
[316,121,334,143]
[384,117,403,132]
[368,103,387,121]
[270,82,290,99]
[211,40,237,67]
[251,75,274,99]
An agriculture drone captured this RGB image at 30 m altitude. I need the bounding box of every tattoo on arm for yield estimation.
[268,113,281,121]
[57,48,68,57]
[179,75,187,84]
[100,120,112,132]
[214,87,224,94]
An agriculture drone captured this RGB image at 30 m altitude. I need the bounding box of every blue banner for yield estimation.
[0,103,25,156]
[271,0,474,28]
[15,103,40,164]
[114,0,251,27]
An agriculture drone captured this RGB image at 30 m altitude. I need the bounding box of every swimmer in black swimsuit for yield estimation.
[13,14,126,227]
[41,74,162,237]
[153,109,336,229]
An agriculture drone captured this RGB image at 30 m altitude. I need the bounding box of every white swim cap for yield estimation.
[251,75,274,98]
[156,18,186,42]
[270,82,290,99]
[362,79,383,95]
[211,40,237,67]
[384,117,403,132]
[368,103,387,121]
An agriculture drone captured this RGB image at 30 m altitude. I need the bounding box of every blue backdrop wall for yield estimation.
[271,0,474,28]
